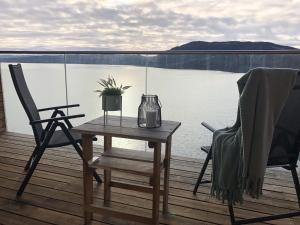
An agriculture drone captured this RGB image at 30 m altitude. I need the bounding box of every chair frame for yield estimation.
[193,122,300,224]
[9,64,102,197]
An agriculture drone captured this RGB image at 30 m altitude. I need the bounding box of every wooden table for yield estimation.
[73,115,181,225]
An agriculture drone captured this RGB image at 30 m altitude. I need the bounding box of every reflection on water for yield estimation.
[1,63,242,159]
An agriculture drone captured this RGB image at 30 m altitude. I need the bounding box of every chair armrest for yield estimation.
[38,104,80,112]
[201,122,216,133]
[30,114,85,124]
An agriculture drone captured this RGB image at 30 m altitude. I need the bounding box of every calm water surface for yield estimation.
[1,63,242,159]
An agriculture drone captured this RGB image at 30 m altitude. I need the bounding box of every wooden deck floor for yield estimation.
[0,132,299,225]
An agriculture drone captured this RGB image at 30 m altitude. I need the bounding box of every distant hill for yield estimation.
[171,41,297,51]
[151,41,300,73]
[0,41,299,73]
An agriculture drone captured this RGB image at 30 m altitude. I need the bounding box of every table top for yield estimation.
[73,115,181,143]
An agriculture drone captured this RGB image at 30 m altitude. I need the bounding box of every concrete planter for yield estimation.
[102,95,122,111]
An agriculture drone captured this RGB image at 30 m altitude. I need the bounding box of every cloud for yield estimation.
[0,0,299,50]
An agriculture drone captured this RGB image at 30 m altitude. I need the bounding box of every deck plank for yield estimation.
[0,131,299,224]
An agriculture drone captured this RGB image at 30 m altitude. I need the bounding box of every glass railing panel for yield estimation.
[146,54,241,159]
[1,52,300,159]
[146,53,300,158]
[65,54,147,150]
[248,54,300,70]
[0,55,66,135]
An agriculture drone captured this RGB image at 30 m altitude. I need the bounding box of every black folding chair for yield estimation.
[9,64,102,197]
[193,72,300,224]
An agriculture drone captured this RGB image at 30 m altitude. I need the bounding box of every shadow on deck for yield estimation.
[0,132,299,225]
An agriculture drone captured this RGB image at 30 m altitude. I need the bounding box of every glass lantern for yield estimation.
[138,94,162,128]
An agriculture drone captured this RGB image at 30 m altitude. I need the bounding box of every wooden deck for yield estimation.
[0,132,299,225]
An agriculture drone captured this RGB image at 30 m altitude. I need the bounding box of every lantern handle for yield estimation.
[158,99,162,108]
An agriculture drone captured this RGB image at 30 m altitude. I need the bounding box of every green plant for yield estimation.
[95,76,131,97]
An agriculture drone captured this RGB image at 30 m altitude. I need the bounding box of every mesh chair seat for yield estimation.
[267,146,298,166]
[202,144,295,167]
[48,129,82,147]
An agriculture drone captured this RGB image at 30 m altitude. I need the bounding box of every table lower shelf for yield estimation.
[102,147,165,163]
[88,148,164,177]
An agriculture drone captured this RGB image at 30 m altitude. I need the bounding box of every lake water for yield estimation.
[1,63,242,159]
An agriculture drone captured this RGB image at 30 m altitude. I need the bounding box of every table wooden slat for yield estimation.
[73,116,181,143]
[102,147,164,163]
[89,156,163,177]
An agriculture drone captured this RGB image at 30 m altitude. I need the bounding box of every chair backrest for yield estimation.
[9,64,43,146]
[269,71,300,166]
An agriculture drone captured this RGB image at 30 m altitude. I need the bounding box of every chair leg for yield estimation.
[74,141,102,183]
[223,167,300,225]
[228,202,236,225]
[24,146,39,171]
[59,123,102,183]
[18,124,57,197]
[224,168,300,225]
[291,167,300,207]
[17,146,46,196]
[193,148,212,194]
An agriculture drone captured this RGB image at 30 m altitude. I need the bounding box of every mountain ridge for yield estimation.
[171,41,297,51]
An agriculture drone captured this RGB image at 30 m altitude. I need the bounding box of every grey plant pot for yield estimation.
[102,95,122,111]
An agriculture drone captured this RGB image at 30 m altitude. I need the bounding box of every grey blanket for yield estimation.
[211,68,298,204]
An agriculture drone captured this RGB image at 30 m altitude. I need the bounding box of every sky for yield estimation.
[1,0,300,50]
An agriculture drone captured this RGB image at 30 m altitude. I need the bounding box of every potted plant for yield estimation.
[95,76,131,111]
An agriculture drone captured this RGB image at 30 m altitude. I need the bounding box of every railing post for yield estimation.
[0,63,6,132]
[64,54,69,115]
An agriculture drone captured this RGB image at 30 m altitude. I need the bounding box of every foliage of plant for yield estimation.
[95,76,131,97]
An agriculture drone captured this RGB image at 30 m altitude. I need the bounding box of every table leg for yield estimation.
[104,135,112,205]
[82,134,94,224]
[152,142,161,225]
[163,137,172,215]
